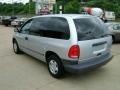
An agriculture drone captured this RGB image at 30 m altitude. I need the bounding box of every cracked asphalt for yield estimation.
[0,25,120,90]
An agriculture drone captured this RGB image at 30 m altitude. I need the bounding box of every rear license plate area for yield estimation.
[92,41,107,53]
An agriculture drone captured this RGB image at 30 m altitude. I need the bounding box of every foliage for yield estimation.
[53,0,83,14]
[64,0,82,14]
[0,2,35,16]
[0,0,120,18]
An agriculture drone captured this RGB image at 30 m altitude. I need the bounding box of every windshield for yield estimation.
[5,16,11,19]
[74,17,110,41]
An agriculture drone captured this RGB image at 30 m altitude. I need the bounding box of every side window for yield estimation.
[113,24,120,30]
[20,20,32,34]
[30,17,70,40]
[29,18,46,36]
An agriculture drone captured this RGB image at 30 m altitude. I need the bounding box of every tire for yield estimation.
[112,36,115,43]
[5,24,8,27]
[47,55,64,78]
[13,40,21,54]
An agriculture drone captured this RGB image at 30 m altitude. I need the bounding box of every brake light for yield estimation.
[68,45,80,59]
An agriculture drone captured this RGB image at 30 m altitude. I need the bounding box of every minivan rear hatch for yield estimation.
[74,17,112,61]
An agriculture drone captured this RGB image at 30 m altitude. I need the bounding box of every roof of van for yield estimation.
[32,14,96,19]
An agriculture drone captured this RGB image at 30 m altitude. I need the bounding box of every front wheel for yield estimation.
[13,41,21,54]
[112,36,115,43]
[47,55,64,78]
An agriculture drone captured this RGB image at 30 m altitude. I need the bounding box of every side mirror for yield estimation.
[14,27,20,32]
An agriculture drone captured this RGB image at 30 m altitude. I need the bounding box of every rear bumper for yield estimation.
[62,53,113,73]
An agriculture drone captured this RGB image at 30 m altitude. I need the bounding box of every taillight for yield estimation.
[68,45,80,59]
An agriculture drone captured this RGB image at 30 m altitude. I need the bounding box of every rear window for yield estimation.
[74,17,110,41]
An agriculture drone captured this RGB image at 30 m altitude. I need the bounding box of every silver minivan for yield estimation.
[13,14,113,78]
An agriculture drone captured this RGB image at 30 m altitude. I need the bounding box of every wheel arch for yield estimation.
[45,51,61,62]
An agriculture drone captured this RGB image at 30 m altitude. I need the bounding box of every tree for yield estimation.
[64,0,82,13]
[30,0,33,3]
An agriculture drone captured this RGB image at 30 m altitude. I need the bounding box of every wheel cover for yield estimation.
[49,60,58,75]
[13,43,17,52]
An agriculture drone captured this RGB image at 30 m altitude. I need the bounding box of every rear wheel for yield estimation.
[47,55,64,78]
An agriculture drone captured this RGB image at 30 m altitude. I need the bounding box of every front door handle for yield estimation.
[25,37,28,40]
